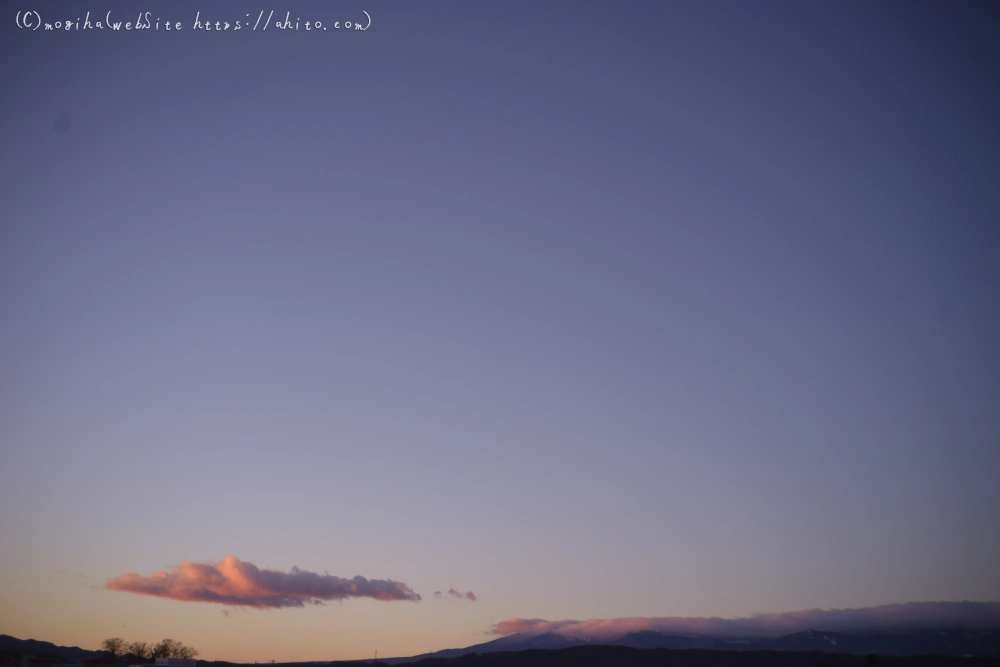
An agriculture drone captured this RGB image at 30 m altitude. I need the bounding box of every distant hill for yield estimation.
[0,635,101,662]
[381,633,590,664]
[761,629,1000,657]
[608,628,1000,657]
[608,630,730,650]
[381,629,1000,663]
[4,627,999,667]
[372,644,999,667]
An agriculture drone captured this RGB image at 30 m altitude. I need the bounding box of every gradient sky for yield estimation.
[2,0,999,662]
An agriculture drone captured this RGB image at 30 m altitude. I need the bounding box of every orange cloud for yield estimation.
[491,602,1000,639]
[106,556,421,608]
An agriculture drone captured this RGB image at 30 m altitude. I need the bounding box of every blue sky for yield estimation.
[1,0,998,661]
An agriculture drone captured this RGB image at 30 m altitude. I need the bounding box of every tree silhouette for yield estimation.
[174,645,198,660]
[100,639,126,659]
[127,642,152,661]
[151,640,177,660]
[103,638,197,662]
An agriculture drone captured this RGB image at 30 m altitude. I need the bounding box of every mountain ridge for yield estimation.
[3,628,999,664]
[381,628,1000,662]
[0,635,102,662]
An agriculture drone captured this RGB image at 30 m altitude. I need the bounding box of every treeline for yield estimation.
[100,639,199,661]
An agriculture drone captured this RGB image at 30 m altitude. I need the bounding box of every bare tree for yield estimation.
[104,638,196,663]
[127,641,151,661]
[101,638,126,659]
[174,645,198,660]
[151,640,178,660]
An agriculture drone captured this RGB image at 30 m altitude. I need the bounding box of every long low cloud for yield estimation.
[491,601,1000,639]
[106,556,421,608]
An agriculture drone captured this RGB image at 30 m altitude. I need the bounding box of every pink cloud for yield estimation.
[435,588,477,601]
[448,588,477,602]
[490,602,1000,639]
[106,556,421,609]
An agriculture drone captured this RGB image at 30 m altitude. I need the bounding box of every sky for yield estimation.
[1,0,999,662]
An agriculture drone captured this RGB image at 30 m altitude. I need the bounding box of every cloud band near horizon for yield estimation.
[490,602,1000,639]
[106,556,421,608]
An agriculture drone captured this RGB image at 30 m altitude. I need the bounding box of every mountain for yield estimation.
[608,631,726,650]
[757,629,1000,657]
[4,628,999,666]
[476,634,587,652]
[373,643,1000,667]
[382,629,1000,662]
[0,635,102,662]
[602,629,1000,657]
[381,634,588,664]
